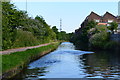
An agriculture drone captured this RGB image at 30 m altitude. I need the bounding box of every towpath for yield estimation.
[0,43,52,55]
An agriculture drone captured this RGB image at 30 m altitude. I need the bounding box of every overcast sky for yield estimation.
[11,0,119,33]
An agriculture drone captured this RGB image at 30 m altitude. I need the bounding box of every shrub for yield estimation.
[108,22,118,33]
[89,31,110,48]
[96,26,108,32]
[12,30,39,48]
[104,41,118,49]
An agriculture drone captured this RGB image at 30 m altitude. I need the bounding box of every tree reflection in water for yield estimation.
[80,50,120,78]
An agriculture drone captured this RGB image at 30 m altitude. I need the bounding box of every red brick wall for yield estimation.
[88,12,101,21]
[102,12,117,22]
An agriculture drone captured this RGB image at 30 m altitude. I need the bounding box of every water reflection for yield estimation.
[81,51,120,78]
[25,67,47,79]
[13,42,120,79]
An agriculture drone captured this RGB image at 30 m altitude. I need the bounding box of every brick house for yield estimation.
[81,11,101,29]
[76,11,120,34]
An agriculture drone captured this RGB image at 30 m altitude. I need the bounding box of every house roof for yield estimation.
[103,12,116,18]
[98,23,107,25]
[87,11,101,19]
[90,11,101,17]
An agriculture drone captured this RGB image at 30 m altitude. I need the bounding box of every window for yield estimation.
[95,19,100,22]
[108,20,113,23]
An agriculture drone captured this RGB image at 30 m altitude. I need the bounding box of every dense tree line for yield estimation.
[52,26,73,41]
[2,2,72,50]
[71,20,119,50]
[70,21,96,50]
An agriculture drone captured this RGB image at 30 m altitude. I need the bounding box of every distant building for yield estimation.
[76,11,120,34]
[118,1,120,16]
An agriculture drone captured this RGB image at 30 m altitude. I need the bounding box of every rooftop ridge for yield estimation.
[88,11,101,17]
[103,11,116,18]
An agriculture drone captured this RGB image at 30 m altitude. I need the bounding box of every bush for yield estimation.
[2,2,58,50]
[12,30,39,48]
[104,41,118,49]
[96,26,108,32]
[89,31,110,48]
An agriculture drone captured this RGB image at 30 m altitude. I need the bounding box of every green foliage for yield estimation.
[71,21,98,50]
[89,32,110,49]
[96,26,108,32]
[104,41,118,49]
[2,2,57,50]
[52,26,59,34]
[88,26,108,36]
[71,28,89,50]
[87,20,97,29]
[2,42,60,73]
[57,31,66,40]
[2,2,17,50]
[89,25,119,50]
[108,22,118,33]
[51,26,73,41]
[88,28,98,36]
[87,22,108,35]
[71,20,119,50]
[12,30,39,48]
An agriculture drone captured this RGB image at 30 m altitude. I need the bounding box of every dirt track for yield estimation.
[0,43,51,55]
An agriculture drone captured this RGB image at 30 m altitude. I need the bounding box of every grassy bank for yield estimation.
[2,42,60,79]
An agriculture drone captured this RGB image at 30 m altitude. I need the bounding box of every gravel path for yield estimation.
[0,43,51,55]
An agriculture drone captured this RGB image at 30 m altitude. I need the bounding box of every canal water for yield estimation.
[15,42,120,79]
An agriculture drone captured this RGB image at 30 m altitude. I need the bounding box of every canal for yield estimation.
[14,42,120,79]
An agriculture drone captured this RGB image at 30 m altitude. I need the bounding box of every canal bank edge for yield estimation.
[2,42,60,79]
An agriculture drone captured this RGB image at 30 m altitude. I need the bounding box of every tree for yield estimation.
[108,22,118,34]
[89,31,109,49]
[52,26,72,41]
[2,2,17,49]
[87,20,97,29]
[2,2,57,50]
[70,21,97,50]
[52,26,59,34]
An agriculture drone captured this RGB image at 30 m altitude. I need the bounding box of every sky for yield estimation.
[11,1,119,33]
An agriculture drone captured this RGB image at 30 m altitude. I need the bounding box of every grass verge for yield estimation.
[2,42,60,78]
